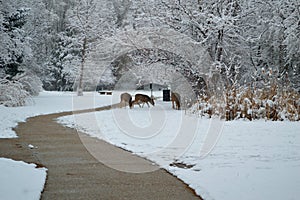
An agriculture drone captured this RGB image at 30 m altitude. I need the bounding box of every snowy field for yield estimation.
[58,93,300,200]
[1,91,300,200]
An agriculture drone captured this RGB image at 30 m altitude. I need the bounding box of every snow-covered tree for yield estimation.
[0,0,43,106]
[161,0,246,84]
[68,0,115,95]
[282,0,300,90]
[112,0,132,29]
[0,2,30,79]
[23,0,59,80]
[44,32,80,91]
[161,0,299,89]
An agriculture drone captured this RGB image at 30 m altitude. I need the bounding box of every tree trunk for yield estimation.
[77,37,87,96]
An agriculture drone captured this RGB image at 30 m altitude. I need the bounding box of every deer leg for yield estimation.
[134,100,141,108]
[137,100,142,108]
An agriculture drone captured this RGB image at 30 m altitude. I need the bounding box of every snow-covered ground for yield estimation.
[59,96,300,200]
[1,91,300,200]
[0,158,47,200]
[170,120,300,200]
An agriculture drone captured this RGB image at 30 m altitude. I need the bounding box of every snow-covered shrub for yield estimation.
[189,84,300,121]
[276,89,300,121]
[15,72,42,96]
[188,92,226,119]
[0,78,30,107]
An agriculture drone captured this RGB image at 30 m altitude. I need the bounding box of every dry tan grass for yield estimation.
[194,85,300,121]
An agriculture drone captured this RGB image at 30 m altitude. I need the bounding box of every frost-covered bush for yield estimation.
[0,71,41,107]
[15,72,42,95]
[0,78,30,107]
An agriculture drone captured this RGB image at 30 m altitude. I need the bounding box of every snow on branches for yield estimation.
[0,78,30,107]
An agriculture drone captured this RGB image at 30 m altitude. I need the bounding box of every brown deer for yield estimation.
[132,94,155,108]
[120,92,133,108]
[171,92,180,110]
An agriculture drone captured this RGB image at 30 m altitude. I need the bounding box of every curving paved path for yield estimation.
[0,105,202,200]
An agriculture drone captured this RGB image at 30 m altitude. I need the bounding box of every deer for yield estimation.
[132,93,155,108]
[120,92,133,108]
[171,92,180,110]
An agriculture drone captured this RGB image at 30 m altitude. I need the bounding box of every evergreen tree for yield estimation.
[0,3,29,79]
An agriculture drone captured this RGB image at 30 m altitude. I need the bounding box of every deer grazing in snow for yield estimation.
[171,92,180,110]
[132,94,155,108]
[120,92,133,108]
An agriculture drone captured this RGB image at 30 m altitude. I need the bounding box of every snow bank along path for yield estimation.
[0,104,201,199]
[0,158,47,200]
